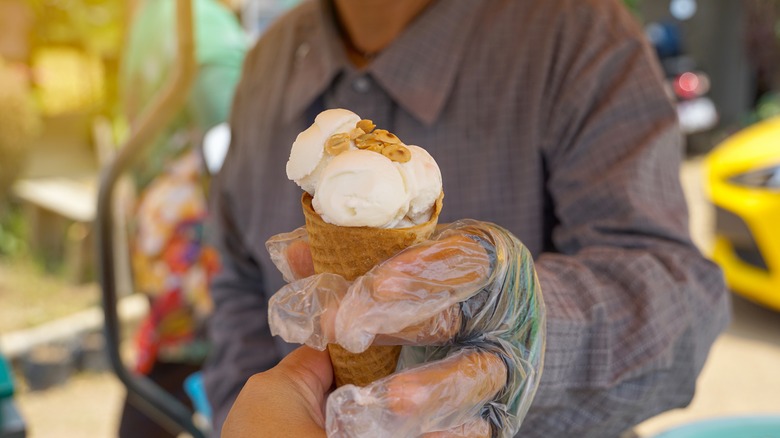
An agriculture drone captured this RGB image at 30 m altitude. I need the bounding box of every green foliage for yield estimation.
[0,204,28,258]
[26,0,124,57]
[0,58,40,200]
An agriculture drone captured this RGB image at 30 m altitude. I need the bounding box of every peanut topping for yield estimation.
[373,129,401,144]
[366,144,385,153]
[348,123,409,162]
[349,127,365,140]
[355,132,381,149]
[357,119,376,133]
[381,143,411,163]
[325,133,350,155]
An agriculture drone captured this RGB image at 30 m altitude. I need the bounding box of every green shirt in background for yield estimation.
[122,0,247,185]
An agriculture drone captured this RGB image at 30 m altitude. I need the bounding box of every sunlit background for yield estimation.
[0,0,779,437]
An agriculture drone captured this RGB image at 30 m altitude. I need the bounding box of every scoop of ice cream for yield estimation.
[396,145,442,224]
[286,109,361,193]
[286,109,443,228]
[313,150,410,228]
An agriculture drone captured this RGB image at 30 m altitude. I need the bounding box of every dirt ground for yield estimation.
[16,373,125,438]
[0,258,99,333]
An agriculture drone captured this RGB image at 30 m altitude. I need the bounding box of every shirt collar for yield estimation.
[283,0,482,125]
[282,0,346,123]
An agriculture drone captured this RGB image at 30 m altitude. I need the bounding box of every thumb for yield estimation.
[277,346,334,397]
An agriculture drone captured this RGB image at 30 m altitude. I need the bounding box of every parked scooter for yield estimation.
[646,20,719,139]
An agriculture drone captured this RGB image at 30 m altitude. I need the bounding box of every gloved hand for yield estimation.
[266,220,546,437]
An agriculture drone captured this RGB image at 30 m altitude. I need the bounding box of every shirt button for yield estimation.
[295,42,310,60]
[352,77,371,93]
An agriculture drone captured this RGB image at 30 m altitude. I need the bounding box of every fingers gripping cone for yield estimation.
[301,192,443,387]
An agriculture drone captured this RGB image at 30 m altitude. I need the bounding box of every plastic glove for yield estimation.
[267,220,546,437]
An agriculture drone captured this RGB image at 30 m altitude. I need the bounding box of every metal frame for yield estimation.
[96,0,204,436]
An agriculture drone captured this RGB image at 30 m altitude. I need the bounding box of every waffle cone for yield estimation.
[301,192,443,387]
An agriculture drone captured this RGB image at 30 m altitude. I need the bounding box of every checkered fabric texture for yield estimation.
[203,1,730,436]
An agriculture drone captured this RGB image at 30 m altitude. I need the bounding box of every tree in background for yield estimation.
[0,0,37,196]
[744,1,780,94]
[743,0,780,119]
[0,57,40,256]
[23,0,124,117]
[0,58,40,203]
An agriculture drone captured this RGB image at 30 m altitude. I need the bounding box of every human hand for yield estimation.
[266,220,546,437]
[222,346,332,438]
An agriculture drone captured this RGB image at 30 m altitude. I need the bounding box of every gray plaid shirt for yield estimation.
[204,0,730,436]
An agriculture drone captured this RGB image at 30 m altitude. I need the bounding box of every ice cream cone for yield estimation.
[301,192,443,387]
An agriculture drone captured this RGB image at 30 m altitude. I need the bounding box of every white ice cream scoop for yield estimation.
[313,150,410,228]
[286,109,361,193]
[396,145,442,224]
[286,109,442,228]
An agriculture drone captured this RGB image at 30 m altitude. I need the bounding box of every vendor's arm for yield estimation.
[528,2,730,436]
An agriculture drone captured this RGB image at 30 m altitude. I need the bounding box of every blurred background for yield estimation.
[0,0,779,437]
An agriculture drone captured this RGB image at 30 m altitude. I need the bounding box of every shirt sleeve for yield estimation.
[526,1,730,436]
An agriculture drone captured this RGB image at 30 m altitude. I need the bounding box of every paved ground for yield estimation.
[10,159,780,437]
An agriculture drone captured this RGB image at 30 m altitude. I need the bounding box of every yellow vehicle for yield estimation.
[705,117,780,311]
